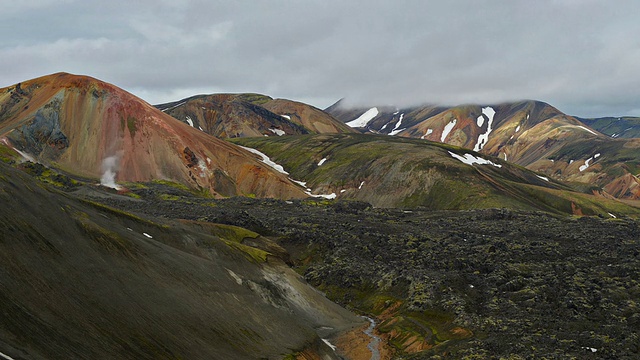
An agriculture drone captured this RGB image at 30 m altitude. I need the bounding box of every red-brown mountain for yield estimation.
[156,93,354,138]
[0,73,306,198]
[327,100,640,200]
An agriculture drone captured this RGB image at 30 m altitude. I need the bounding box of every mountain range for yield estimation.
[1,72,639,359]
[326,100,640,201]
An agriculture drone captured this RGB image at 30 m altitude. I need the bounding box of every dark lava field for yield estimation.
[86,181,640,359]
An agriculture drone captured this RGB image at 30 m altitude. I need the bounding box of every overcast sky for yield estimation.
[1,0,639,117]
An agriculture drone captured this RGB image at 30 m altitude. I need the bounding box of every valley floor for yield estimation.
[84,183,640,359]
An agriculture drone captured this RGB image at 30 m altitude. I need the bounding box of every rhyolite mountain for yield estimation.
[156,93,354,138]
[0,73,307,199]
[232,133,640,217]
[327,100,640,200]
[0,155,362,359]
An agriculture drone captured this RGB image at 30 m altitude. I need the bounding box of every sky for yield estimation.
[1,0,639,117]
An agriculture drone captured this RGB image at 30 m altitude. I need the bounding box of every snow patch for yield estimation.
[503,153,508,161]
[515,125,521,133]
[281,114,291,120]
[143,233,153,239]
[579,157,594,172]
[199,126,204,131]
[317,158,327,166]
[322,339,337,351]
[594,153,601,158]
[441,119,457,142]
[569,159,574,165]
[291,179,306,187]
[448,151,502,168]
[577,125,598,136]
[388,113,404,135]
[161,101,185,112]
[476,114,484,127]
[608,212,617,218]
[306,192,336,199]
[185,116,194,127]
[474,107,496,151]
[269,128,285,136]
[239,146,289,175]
[536,175,549,182]
[340,189,346,193]
[346,107,379,128]
[421,128,433,139]
[0,351,16,360]
[359,181,365,189]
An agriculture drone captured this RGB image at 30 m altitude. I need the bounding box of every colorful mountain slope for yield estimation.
[232,134,640,216]
[328,100,640,200]
[0,73,306,199]
[157,93,354,138]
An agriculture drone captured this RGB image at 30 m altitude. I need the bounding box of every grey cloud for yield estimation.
[1,0,639,117]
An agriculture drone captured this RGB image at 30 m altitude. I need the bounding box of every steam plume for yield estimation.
[100,155,121,190]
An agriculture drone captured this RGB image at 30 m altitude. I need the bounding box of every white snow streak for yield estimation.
[608,213,617,218]
[143,233,153,239]
[476,114,484,127]
[317,158,327,166]
[290,179,308,188]
[281,114,291,120]
[322,339,338,351]
[161,101,185,112]
[388,113,404,135]
[307,192,337,199]
[474,107,496,152]
[577,126,598,136]
[515,125,521,133]
[359,181,365,189]
[421,128,433,139]
[268,128,285,136]
[441,119,457,142]
[346,107,379,128]
[536,175,549,182]
[239,146,289,175]
[185,116,194,127]
[579,157,594,172]
[594,153,601,158]
[0,351,16,360]
[448,151,502,168]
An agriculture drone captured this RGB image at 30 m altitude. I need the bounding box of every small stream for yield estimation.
[362,316,381,360]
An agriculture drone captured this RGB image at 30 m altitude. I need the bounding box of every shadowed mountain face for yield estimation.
[327,100,640,200]
[0,73,306,199]
[578,116,640,139]
[156,94,354,138]
[0,159,361,360]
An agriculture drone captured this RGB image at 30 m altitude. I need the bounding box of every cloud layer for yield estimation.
[1,0,639,117]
